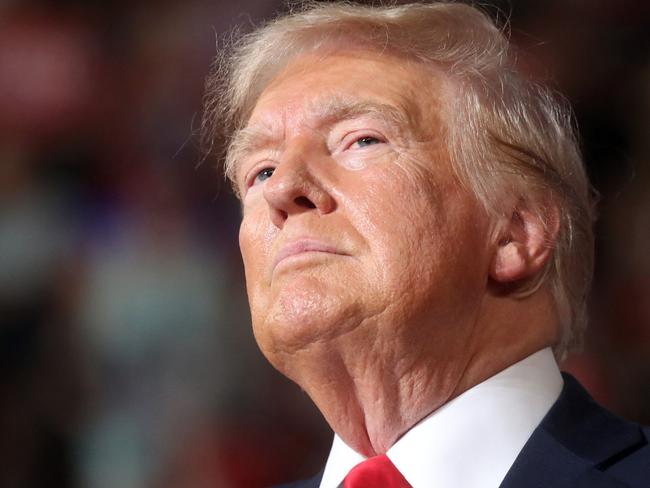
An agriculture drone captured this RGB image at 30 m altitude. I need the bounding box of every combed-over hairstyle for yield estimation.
[202,1,596,358]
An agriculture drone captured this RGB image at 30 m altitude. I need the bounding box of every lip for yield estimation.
[273,238,346,271]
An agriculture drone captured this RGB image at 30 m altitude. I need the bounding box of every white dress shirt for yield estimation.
[319,347,563,488]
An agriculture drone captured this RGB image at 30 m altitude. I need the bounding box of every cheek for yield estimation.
[350,162,441,243]
[349,159,487,297]
[239,209,276,292]
[339,167,440,290]
[335,146,396,171]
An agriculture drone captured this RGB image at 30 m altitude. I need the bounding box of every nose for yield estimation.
[262,146,336,229]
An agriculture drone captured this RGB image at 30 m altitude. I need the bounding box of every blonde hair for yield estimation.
[202,1,596,358]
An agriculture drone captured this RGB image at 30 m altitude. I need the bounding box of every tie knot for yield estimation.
[344,454,412,488]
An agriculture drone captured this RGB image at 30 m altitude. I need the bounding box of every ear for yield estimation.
[490,198,560,284]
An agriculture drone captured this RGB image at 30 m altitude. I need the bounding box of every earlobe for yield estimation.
[489,199,560,284]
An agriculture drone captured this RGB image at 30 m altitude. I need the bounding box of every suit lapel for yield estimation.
[499,374,645,488]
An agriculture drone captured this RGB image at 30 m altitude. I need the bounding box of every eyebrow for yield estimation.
[226,97,419,182]
[309,97,416,134]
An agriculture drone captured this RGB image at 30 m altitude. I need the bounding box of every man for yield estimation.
[202,2,650,487]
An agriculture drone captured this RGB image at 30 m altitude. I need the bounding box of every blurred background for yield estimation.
[0,0,648,486]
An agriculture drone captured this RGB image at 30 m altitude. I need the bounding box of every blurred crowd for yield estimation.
[0,0,648,487]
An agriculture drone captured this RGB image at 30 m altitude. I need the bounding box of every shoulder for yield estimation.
[603,424,650,486]
[501,373,650,488]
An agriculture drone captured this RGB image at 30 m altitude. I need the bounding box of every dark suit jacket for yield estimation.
[275,374,650,487]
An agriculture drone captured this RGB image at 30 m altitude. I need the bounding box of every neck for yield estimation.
[278,290,559,457]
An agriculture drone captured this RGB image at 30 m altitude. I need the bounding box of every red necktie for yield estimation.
[343,454,412,488]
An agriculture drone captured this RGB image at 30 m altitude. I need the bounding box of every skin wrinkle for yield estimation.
[220,28,591,358]
[278,291,439,451]
[239,48,560,456]
[228,46,445,191]
[448,290,487,399]
[317,353,372,451]
[232,97,421,193]
[352,317,411,450]
[284,323,382,451]
[381,290,468,445]
[342,209,464,442]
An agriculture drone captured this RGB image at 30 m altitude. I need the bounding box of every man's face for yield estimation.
[236,50,493,374]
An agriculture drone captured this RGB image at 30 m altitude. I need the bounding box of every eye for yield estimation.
[348,135,384,149]
[252,167,275,186]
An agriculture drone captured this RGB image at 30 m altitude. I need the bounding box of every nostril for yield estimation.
[294,196,316,209]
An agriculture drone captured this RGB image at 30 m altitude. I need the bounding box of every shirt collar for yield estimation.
[319,347,563,488]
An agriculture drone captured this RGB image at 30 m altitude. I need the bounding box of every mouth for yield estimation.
[273,239,346,271]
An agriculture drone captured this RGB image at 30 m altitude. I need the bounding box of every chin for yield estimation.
[252,275,362,358]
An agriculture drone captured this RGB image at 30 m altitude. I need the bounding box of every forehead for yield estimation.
[229,50,450,177]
